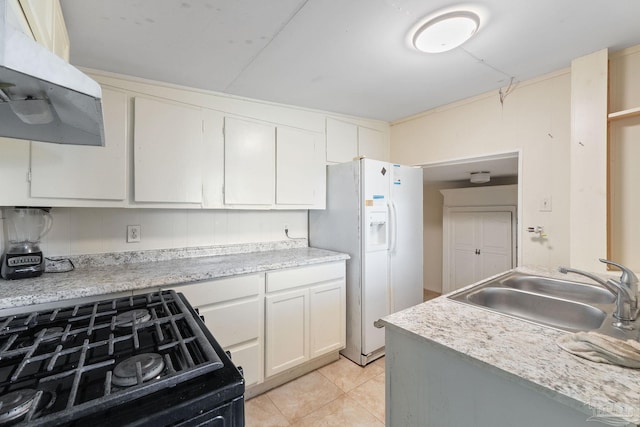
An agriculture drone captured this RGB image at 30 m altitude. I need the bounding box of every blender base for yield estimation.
[1,252,45,280]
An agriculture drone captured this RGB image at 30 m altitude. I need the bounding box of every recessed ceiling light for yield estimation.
[470,171,490,184]
[413,11,480,53]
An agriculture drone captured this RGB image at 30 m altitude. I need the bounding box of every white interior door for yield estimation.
[447,209,514,292]
[450,212,479,289]
[478,212,513,278]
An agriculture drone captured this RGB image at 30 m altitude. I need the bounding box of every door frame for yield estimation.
[442,205,517,294]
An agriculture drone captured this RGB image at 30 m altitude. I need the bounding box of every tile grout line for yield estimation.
[265,393,293,426]
[346,374,386,424]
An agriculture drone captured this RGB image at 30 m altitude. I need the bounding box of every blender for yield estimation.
[1,207,53,280]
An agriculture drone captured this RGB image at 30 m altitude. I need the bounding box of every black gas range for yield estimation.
[0,290,244,426]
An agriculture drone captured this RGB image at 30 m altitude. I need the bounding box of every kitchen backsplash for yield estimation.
[1,208,308,258]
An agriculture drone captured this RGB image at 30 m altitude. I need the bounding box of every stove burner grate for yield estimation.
[0,290,225,425]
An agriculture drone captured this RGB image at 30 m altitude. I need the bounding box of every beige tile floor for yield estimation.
[245,356,386,426]
[246,291,441,426]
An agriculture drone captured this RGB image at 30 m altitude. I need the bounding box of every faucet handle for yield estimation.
[599,258,639,286]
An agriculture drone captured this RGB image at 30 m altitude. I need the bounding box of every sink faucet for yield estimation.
[559,259,639,324]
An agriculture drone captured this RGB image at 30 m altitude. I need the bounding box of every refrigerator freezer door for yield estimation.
[362,248,388,355]
[389,164,424,313]
[361,159,391,356]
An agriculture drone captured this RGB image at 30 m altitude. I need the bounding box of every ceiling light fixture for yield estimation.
[413,11,480,53]
[470,171,490,184]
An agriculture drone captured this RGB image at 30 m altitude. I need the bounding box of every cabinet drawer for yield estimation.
[198,299,260,348]
[266,262,344,293]
[227,341,261,387]
[172,274,262,306]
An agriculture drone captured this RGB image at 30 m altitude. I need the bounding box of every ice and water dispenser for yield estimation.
[365,195,388,252]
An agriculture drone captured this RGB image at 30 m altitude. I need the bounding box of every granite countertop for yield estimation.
[0,241,349,310]
[380,266,640,426]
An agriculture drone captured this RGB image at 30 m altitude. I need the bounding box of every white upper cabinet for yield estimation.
[201,109,225,209]
[326,118,358,163]
[358,127,389,162]
[223,117,325,208]
[0,137,30,206]
[18,0,70,61]
[133,96,204,204]
[326,118,389,163]
[224,117,275,206]
[30,87,128,200]
[276,126,324,206]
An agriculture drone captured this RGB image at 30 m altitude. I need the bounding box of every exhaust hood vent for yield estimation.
[0,0,104,146]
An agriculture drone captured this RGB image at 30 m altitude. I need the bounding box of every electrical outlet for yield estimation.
[127,225,141,243]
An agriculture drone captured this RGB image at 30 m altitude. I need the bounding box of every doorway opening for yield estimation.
[419,151,521,295]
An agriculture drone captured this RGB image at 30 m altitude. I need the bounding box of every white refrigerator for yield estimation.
[309,158,423,365]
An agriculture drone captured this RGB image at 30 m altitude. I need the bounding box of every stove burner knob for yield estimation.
[237,366,244,377]
[225,351,232,360]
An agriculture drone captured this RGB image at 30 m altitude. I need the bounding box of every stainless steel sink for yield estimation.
[501,275,615,305]
[466,287,607,331]
[448,271,639,339]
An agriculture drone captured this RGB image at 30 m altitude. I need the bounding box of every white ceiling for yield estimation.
[60,0,640,123]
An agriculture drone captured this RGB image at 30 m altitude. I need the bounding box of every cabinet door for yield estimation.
[309,280,345,358]
[276,126,323,206]
[227,341,261,387]
[265,288,309,377]
[358,127,389,161]
[134,96,203,203]
[326,118,357,163]
[18,0,55,50]
[30,87,128,200]
[0,138,30,206]
[224,117,275,205]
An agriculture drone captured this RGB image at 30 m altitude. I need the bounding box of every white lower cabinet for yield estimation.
[165,273,264,387]
[309,281,345,358]
[265,262,346,378]
[163,260,345,389]
[265,288,309,377]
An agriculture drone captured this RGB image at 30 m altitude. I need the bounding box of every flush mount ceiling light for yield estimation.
[470,171,490,184]
[413,11,480,53]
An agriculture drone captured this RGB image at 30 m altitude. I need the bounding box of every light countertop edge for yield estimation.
[0,247,349,311]
[380,266,640,425]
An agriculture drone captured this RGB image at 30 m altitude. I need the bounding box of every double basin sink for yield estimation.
[449,271,637,339]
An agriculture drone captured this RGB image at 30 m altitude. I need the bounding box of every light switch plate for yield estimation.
[539,196,552,212]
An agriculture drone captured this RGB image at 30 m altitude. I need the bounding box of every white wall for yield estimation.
[392,70,571,272]
[15,208,309,257]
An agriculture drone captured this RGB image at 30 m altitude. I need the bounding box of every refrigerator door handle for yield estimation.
[389,200,398,253]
